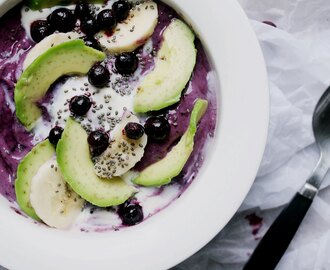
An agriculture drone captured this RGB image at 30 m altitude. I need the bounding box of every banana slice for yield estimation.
[96,1,158,54]
[94,112,148,178]
[30,159,85,229]
[23,32,81,70]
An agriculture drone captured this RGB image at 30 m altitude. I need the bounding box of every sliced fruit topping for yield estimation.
[94,112,148,178]
[69,95,92,116]
[112,0,131,22]
[15,140,55,220]
[88,63,110,87]
[118,200,144,226]
[96,1,158,54]
[115,52,138,75]
[80,17,99,36]
[15,39,106,130]
[25,0,104,10]
[56,118,136,207]
[30,159,85,229]
[74,1,93,20]
[133,19,197,113]
[49,126,64,147]
[97,9,116,31]
[88,130,110,156]
[48,8,77,33]
[144,116,170,142]
[23,32,81,70]
[30,20,54,43]
[133,99,208,187]
[124,122,145,140]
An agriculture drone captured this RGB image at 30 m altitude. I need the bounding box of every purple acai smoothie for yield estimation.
[0,0,217,231]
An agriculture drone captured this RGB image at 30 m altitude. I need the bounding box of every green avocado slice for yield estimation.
[15,140,55,220]
[25,0,105,10]
[133,19,197,113]
[56,118,136,207]
[133,99,208,187]
[14,40,106,131]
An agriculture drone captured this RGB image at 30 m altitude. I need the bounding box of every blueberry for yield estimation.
[88,64,110,88]
[97,9,116,30]
[48,8,76,33]
[115,53,138,75]
[144,116,171,141]
[87,130,109,156]
[112,0,131,22]
[48,126,64,146]
[30,20,53,42]
[80,17,99,35]
[74,1,93,20]
[124,122,144,140]
[82,36,101,50]
[118,201,143,226]
[69,95,92,116]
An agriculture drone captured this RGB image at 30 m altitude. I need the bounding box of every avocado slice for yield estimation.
[133,19,197,113]
[133,99,208,187]
[15,140,55,220]
[15,40,106,131]
[25,0,105,10]
[56,118,136,207]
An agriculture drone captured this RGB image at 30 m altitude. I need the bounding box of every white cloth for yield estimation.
[174,0,330,269]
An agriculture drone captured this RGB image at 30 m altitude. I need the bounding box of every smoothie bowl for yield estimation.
[0,0,268,269]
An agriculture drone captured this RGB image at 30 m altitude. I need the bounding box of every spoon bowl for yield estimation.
[313,86,330,161]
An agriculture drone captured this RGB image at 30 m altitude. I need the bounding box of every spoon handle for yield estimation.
[243,193,313,270]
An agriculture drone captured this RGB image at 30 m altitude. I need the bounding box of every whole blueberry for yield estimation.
[74,1,93,20]
[48,126,64,146]
[69,95,92,116]
[48,8,76,33]
[30,20,53,42]
[88,130,109,156]
[115,53,138,75]
[97,9,116,30]
[88,64,110,88]
[82,36,101,50]
[80,17,99,35]
[124,122,144,140]
[144,116,171,141]
[112,0,131,22]
[118,201,144,226]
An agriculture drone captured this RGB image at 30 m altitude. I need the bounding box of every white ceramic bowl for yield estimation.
[0,0,268,269]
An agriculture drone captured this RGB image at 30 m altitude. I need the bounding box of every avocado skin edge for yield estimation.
[14,40,106,131]
[15,139,55,221]
[133,99,208,187]
[133,19,197,113]
[56,118,136,207]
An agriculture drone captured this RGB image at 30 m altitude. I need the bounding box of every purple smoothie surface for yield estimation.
[0,5,33,201]
[0,1,217,224]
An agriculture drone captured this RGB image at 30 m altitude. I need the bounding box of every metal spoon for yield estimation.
[244,86,330,269]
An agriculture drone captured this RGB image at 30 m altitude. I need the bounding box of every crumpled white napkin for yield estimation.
[173,0,330,269]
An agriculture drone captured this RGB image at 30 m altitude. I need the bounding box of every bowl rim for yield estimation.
[0,0,269,269]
